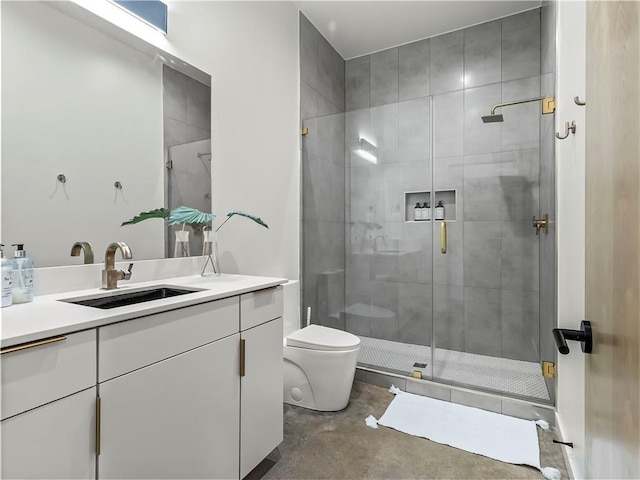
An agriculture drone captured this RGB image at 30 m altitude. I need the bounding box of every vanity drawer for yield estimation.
[99,297,239,382]
[240,286,283,331]
[1,329,97,420]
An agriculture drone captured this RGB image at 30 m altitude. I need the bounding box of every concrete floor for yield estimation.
[263,381,569,480]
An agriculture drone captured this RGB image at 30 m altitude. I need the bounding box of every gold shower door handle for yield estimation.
[533,214,549,235]
[440,221,447,254]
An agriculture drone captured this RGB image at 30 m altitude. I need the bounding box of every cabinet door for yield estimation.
[240,317,283,478]
[99,334,240,479]
[1,387,97,479]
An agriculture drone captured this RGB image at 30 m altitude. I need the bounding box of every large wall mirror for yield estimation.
[1,1,212,268]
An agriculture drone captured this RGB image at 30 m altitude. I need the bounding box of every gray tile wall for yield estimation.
[344,9,553,368]
[163,65,211,257]
[300,13,346,329]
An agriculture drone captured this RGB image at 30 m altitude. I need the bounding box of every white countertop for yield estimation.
[1,274,287,348]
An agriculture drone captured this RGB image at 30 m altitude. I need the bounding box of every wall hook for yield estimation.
[574,96,586,106]
[57,174,67,184]
[556,121,577,140]
[114,181,123,189]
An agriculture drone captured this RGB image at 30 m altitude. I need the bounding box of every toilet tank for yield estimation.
[282,280,301,338]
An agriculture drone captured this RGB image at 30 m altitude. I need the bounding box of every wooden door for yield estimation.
[585,2,640,478]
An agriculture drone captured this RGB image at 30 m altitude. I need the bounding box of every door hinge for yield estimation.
[240,339,246,377]
[542,361,556,378]
[96,395,101,456]
[166,159,173,170]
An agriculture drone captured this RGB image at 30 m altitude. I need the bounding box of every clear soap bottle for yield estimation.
[11,244,34,304]
[1,244,12,308]
[435,200,445,221]
[414,203,422,221]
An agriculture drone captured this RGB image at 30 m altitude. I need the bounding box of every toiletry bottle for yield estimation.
[414,203,422,221]
[435,200,445,221]
[11,244,34,304]
[1,244,12,308]
[425,202,431,221]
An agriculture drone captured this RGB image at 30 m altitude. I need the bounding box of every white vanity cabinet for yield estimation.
[1,330,97,479]
[0,280,285,480]
[97,298,240,479]
[240,287,284,478]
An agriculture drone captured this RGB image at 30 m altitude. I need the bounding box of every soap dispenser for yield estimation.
[414,203,422,221]
[435,200,445,221]
[424,202,431,221]
[11,244,34,303]
[1,244,12,308]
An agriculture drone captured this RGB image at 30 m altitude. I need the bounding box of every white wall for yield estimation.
[555,1,586,477]
[162,1,300,280]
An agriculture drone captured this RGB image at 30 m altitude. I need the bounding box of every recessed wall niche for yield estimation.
[404,190,457,222]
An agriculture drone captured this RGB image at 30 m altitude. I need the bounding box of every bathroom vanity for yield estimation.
[1,274,286,479]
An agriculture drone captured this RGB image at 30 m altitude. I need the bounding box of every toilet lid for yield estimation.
[287,325,361,351]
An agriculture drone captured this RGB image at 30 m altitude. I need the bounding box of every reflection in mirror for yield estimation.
[1,1,212,268]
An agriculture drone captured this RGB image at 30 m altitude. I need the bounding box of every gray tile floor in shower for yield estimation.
[358,336,550,401]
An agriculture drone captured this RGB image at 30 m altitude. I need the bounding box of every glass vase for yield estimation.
[174,230,190,257]
[201,229,221,276]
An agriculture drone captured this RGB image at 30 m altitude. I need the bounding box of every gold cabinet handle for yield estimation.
[240,339,246,377]
[0,336,66,355]
[440,221,447,254]
[96,395,101,456]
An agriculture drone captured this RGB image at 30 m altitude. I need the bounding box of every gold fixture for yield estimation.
[240,339,246,377]
[0,336,66,355]
[301,127,309,136]
[440,221,447,254]
[533,214,549,235]
[412,370,422,379]
[542,361,556,378]
[96,395,101,455]
[542,97,556,114]
[482,96,556,123]
[70,241,94,264]
[102,242,133,290]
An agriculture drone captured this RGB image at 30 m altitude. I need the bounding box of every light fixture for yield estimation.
[354,137,378,164]
[70,0,168,46]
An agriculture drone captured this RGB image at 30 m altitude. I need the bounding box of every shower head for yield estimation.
[481,96,556,124]
[481,114,504,123]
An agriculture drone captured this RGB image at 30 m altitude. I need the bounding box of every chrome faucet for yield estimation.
[70,241,94,264]
[102,242,133,290]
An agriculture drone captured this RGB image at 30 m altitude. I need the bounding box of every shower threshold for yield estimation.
[357,336,550,401]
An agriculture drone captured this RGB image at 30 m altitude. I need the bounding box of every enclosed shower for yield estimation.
[301,6,557,404]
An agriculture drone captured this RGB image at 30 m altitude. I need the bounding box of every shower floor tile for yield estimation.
[358,336,550,401]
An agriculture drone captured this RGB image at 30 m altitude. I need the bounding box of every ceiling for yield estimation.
[297,1,541,59]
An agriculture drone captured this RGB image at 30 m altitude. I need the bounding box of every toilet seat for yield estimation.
[287,325,360,351]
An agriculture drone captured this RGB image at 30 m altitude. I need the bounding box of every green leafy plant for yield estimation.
[122,206,268,231]
[121,208,171,226]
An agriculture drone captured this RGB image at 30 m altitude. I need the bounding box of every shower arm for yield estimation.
[490,96,556,115]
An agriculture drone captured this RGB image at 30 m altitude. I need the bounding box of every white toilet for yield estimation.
[282,281,361,411]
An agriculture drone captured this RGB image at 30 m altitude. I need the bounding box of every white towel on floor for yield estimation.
[378,390,541,469]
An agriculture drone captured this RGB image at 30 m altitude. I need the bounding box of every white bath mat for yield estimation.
[377,389,541,469]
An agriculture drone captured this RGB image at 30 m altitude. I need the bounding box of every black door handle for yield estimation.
[553,320,592,354]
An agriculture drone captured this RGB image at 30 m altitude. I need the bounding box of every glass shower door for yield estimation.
[429,84,552,403]
[344,95,434,380]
